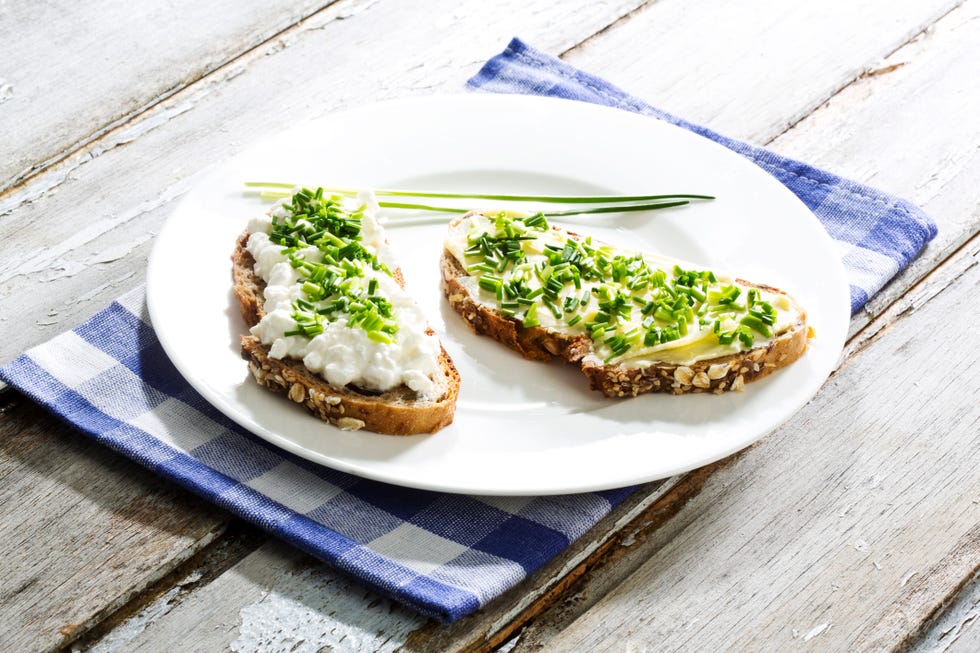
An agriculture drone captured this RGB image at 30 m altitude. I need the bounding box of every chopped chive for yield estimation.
[740,314,773,338]
[523,302,540,328]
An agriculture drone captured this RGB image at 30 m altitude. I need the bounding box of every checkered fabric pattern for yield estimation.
[1,288,633,622]
[1,39,936,623]
[469,38,938,313]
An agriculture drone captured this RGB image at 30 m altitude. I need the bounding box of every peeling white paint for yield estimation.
[0,100,196,218]
[71,271,138,305]
[0,177,194,286]
[112,101,195,146]
[489,477,683,634]
[87,233,155,265]
[803,622,830,641]
[85,571,202,653]
[0,78,13,105]
[230,566,422,653]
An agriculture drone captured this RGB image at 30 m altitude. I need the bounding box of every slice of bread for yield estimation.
[441,212,809,397]
[233,231,459,435]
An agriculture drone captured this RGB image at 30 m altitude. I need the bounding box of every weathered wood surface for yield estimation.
[0,0,337,194]
[0,394,232,653]
[1,0,978,650]
[77,478,690,651]
[563,0,959,146]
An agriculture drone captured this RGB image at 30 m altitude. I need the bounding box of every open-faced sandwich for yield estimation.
[232,188,459,434]
[441,210,810,396]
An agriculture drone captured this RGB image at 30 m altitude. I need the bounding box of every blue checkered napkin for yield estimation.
[0,288,633,623]
[469,38,938,313]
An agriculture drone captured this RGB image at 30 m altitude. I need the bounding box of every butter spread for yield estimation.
[247,189,442,398]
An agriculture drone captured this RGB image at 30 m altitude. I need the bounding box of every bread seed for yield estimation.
[674,366,694,385]
[288,383,305,403]
[692,372,711,389]
[707,363,729,380]
[336,417,365,431]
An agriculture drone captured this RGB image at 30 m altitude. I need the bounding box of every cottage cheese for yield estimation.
[246,192,442,398]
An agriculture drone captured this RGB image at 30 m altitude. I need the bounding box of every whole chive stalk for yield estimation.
[245,182,713,216]
[245,181,714,204]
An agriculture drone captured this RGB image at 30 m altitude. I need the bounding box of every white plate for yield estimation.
[147,95,849,496]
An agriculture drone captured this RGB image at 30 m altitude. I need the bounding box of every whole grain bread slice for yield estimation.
[233,231,459,435]
[440,222,809,398]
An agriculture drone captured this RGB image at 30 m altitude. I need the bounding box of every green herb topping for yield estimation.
[461,212,780,362]
[267,187,397,344]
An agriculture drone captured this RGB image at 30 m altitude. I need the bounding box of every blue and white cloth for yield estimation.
[0,39,936,623]
[471,38,937,313]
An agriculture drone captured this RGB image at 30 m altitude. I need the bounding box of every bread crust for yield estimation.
[233,231,459,435]
[440,242,808,398]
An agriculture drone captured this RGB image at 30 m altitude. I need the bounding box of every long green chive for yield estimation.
[247,183,714,220]
[247,181,713,204]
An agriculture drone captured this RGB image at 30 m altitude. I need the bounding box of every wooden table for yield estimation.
[2,1,978,651]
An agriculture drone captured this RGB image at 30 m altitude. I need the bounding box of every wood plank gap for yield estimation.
[911,569,980,653]
[50,528,224,651]
[409,457,742,652]
[840,231,979,369]
[499,455,755,652]
[0,0,349,203]
[557,0,661,58]
[64,521,267,653]
[855,524,980,652]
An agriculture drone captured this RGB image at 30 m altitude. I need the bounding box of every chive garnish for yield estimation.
[454,211,783,361]
[262,188,406,343]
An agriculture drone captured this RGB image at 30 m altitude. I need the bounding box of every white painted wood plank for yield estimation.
[101,544,427,653]
[0,0,335,193]
[563,0,960,146]
[522,240,980,650]
[0,397,231,652]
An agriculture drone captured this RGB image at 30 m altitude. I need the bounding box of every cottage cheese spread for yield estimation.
[246,191,442,398]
